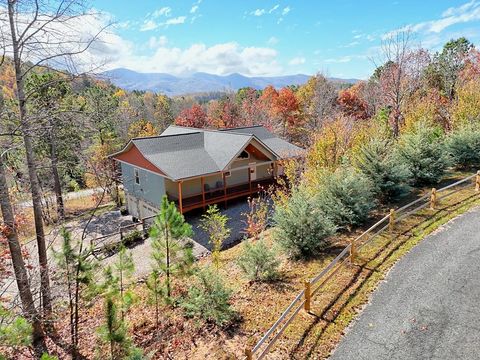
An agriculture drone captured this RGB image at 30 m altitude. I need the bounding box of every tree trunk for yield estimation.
[0,155,47,357]
[49,125,65,221]
[7,0,52,315]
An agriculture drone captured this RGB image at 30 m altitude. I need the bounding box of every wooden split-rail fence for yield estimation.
[244,171,480,360]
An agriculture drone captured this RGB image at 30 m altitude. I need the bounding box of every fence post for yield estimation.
[304,281,311,312]
[389,208,395,233]
[245,348,253,360]
[349,239,356,264]
[120,228,123,241]
[141,219,147,238]
[430,188,437,210]
[476,170,480,192]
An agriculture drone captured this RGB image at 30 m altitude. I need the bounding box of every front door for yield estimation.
[249,162,257,181]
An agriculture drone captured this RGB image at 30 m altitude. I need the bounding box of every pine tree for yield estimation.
[111,246,136,320]
[199,205,230,269]
[98,250,141,360]
[149,195,194,303]
[52,228,97,359]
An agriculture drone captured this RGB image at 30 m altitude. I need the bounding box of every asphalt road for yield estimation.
[330,207,480,360]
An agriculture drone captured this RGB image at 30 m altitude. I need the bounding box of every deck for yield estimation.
[170,177,275,213]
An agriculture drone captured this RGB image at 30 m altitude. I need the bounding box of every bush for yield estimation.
[180,267,235,326]
[446,126,480,169]
[394,124,450,186]
[315,168,376,228]
[273,187,336,258]
[353,139,411,201]
[122,229,143,246]
[236,239,280,282]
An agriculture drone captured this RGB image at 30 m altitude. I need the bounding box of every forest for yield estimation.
[2,1,480,359]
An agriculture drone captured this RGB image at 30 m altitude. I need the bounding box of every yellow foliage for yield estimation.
[113,89,126,98]
[127,119,158,138]
[306,117,354,169]
[451,79,480,129]
[402,90,450,132]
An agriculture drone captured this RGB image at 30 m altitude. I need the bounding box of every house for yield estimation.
[109,125,303,218]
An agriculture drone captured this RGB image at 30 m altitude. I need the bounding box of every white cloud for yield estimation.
[269,4,280,13]
[384,0,480,39]
[442,0,476,17]
[0,6,283,77]
[140,19,157,31]
[282,6,291,15]
[100,37,282,76]
[190,5,199,13]
[251,9,266,16]
[153,7,171,18]
[164,16,187,25]
[148,35,168,48]
[289,56,305,65]
[267,36,279,45]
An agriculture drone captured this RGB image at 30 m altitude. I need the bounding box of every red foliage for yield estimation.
[175,104,208,128]
[337,86,369,120]
[460,48,480,83]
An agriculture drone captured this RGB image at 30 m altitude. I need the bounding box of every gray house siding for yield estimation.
[121,163,165,215]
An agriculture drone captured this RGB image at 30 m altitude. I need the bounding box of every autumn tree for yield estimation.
[428,37,474,100]
[375,32,429,136]
[273,87,301,141]
[337,84,369,120]
[127,119,158,138]
[175,104,208,128]
[297,73,337,132]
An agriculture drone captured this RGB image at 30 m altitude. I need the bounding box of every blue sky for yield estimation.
[92,0,480,79]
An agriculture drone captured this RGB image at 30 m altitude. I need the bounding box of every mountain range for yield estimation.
[101,68,359,96]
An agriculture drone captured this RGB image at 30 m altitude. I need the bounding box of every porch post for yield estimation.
[248,166,252,193]
[223,172,227,208]
[178,181,183,214]
[273,162,278,178]
[201,176,206,210]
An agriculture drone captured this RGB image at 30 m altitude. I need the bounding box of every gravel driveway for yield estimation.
[330,206,480,360]
[104,198,255,278]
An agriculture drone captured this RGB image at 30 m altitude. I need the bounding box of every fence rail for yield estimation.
[245,170,480,360]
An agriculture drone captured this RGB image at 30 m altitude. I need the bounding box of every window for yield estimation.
[237,150,250,159]
[134,168,140,185]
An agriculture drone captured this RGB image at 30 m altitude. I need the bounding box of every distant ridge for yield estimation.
[101,68,359,96]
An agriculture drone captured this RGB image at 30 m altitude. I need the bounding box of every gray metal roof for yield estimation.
[117,125,302,180]
[221,126,304,158]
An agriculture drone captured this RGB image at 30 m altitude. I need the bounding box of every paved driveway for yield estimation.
[330,207,480,360]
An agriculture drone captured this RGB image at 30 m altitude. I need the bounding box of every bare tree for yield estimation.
[298,73,337,133]
[0,1,109,319]
[0,142,46,356]
[374,31,416,137]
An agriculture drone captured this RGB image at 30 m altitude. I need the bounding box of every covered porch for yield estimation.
[166,162,278,213]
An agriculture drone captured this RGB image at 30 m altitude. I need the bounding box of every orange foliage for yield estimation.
[337,85,369,120]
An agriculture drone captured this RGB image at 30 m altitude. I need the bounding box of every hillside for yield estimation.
[100,68,359,95]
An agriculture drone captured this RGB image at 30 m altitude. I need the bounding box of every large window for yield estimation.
[134,168,140,185]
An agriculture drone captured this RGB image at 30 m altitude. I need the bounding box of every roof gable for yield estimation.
[114,143,166,176]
